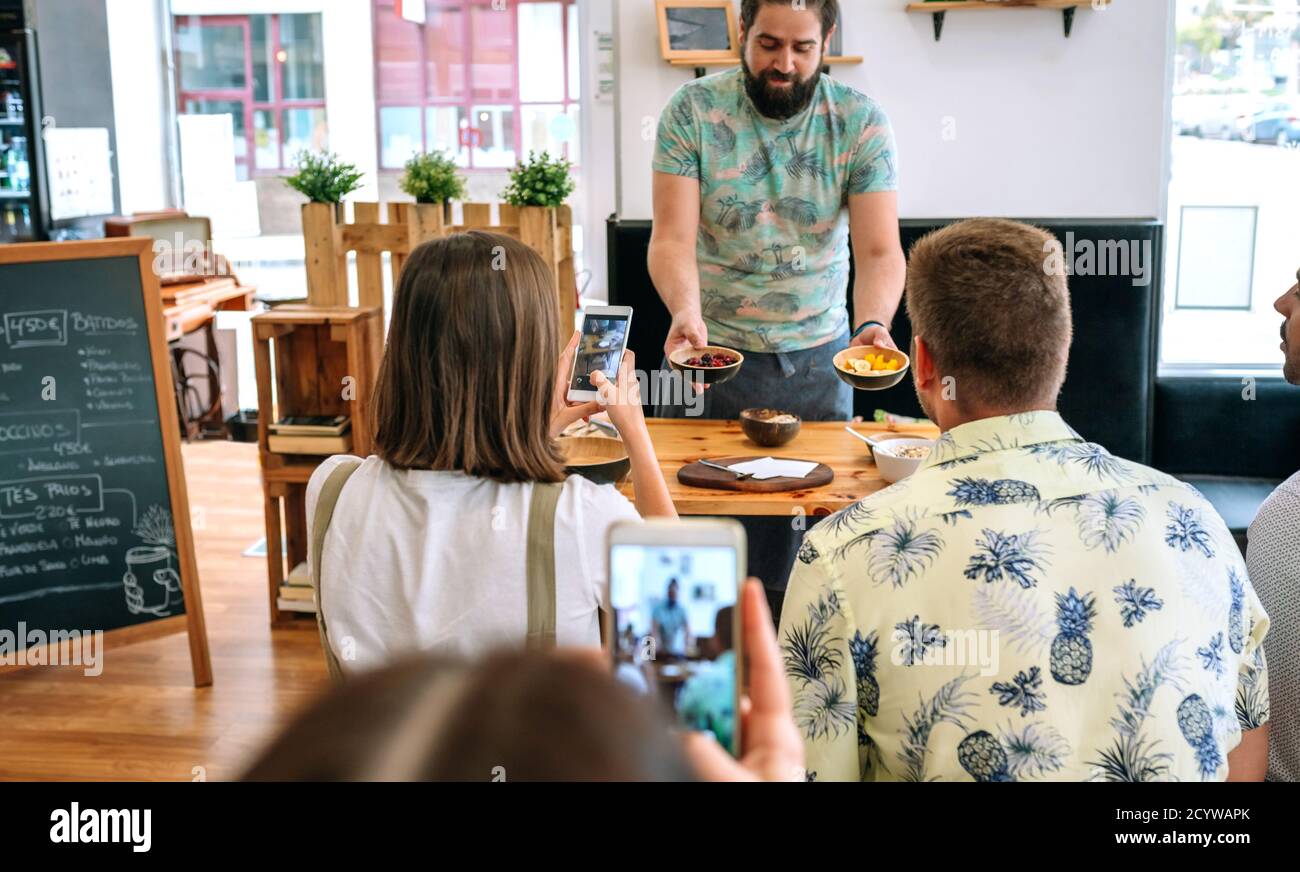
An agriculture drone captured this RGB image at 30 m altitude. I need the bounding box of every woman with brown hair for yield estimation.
[305,231,675,673]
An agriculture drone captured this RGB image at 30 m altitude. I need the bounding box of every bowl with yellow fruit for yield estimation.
[832,345,910,391]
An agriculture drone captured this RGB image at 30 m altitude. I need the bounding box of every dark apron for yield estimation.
[653,329,853,624]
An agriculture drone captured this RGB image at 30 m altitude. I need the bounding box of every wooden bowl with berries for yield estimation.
[668,345,745,386]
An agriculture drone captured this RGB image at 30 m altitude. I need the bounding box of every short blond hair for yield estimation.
[905,218,1072,409]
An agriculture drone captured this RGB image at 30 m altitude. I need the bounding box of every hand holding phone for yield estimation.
[608,519,745,755]
[682,580,806,782]
[551,331,604,437]
[589,350,646,437]
[568,306,633,404]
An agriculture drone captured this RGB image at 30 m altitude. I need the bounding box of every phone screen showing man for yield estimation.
[571,314,630,392]
[609,544,739,754]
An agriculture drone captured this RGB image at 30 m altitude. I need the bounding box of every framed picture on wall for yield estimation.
[656,0,740,62]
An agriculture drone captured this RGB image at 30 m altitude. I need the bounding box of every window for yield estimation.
[175,13,327,179]
[1163,1,1300,369]
[373,0,581,170]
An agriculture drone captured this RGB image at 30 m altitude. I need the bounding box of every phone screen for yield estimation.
[609,543,739,754]
[571,313,630,393]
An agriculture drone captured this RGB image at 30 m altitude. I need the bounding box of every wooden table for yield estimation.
[618,418,940,517]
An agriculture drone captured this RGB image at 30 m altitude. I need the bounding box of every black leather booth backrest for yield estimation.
[608,218,1161,464]
[1154,378,1300,480]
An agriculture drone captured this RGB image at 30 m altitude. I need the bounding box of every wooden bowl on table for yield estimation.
[558,436,631,486]
[668,345,744,386]
[739,408,801,448]
[832,345,910,391]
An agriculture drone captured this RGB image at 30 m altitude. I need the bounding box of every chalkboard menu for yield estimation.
[0,239,210,684]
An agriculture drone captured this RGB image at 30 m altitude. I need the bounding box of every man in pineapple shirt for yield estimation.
[779,219,1271,782]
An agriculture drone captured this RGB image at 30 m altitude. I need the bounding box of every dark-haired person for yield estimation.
[649,0,905,610]
[779,218,1271,782]
[243,581,804,782]
[305,232,676,674]
[651,578,692,658]
[1246,267,1300,781]
[650,0,904,423]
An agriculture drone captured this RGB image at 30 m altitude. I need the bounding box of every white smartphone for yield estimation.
[607,518,746,756]
[567,305,633,403]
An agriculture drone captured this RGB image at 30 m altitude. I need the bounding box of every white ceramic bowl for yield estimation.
[870,437,935,484]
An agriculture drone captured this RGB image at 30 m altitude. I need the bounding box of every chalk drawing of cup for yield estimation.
[124,545,178,616]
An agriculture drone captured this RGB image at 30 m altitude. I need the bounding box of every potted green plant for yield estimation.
[285,150,364,221]
[400,151,466,216]
[501,150,576,207]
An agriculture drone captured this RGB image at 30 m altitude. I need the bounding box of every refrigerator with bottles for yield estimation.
[0,13,48,243]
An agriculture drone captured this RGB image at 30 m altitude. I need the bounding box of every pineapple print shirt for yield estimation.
[780,412,1271,782]
[652,68,897,353]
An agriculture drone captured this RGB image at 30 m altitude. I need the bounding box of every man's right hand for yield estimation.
[664,310,708,359]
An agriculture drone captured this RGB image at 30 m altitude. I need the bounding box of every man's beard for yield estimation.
[1284,323,1299,385]
[741,54,820,120]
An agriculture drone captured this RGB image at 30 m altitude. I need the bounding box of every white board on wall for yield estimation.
[177,114,261,238]
[44,128,116,222]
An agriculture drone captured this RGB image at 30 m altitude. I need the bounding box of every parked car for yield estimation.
[1172,94,1255,140]
[1240,100,1300,146]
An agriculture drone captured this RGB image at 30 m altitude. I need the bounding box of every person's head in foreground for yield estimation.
[1242,266,1300,782]
[779,218,1272,782]
[244,581,804,782]
[739,0,838,120]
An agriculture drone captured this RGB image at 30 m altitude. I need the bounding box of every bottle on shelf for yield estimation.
[7,136,27,191]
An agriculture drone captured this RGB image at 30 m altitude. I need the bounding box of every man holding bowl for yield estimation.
[649,0,905,420]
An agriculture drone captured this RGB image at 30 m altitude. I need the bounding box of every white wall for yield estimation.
[579,0,617,299]
[616,0,1174,221]
[106,0,174,214]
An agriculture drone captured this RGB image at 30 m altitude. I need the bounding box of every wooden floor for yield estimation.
[0,441,329,781]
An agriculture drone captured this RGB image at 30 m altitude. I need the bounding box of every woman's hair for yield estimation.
[241,652,695,782]
[372,230,565,483]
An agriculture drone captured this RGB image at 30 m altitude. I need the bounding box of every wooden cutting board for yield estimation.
[677,456,835,493]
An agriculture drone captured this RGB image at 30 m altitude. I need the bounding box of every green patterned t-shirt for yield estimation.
[652,68,898,353]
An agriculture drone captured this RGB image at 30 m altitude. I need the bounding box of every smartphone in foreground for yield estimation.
[567,305,633,403]
[607,519,745,756]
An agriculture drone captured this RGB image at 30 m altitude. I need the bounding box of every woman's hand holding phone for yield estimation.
[588,349,644,436]
[683,580,805,782]
[550,331,603,438]
[591,352,676,518]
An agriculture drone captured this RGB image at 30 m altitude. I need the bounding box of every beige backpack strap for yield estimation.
[311,459,363,680]
[525,481,563,650]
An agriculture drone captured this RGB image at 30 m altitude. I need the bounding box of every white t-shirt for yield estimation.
[305,455,642,672]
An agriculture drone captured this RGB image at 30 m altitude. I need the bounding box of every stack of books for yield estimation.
[267,415,352,455]
[278,561,316,614]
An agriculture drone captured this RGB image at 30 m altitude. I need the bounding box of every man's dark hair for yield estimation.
[740,0,839,39]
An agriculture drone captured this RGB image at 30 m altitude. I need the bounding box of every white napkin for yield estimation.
[726,457,819,480]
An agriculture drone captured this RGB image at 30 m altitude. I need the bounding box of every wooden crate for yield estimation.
[251,304,384,628]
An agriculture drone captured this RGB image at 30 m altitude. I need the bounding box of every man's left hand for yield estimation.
[850,322,897,350]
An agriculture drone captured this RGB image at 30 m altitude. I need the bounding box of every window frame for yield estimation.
[174,12,328,177]
[372,0,580,172]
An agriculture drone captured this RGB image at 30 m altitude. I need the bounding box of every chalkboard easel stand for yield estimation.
[0,238,213,687]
